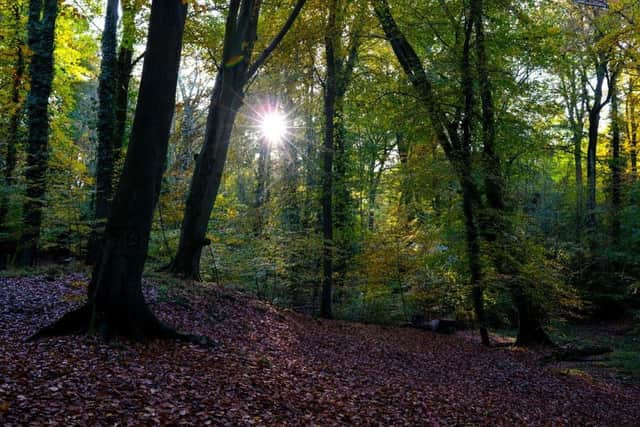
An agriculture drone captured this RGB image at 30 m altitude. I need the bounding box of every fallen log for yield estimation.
[545,345,613,362]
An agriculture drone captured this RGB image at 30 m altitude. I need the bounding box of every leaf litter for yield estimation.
[1,274,638,425]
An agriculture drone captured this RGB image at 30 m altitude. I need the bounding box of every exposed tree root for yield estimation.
[27,304,217,348]
[27,305,91,341]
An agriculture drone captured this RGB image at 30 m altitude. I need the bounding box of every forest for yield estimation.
[1,0,639,424]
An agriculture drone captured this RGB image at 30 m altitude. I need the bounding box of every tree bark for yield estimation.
[17,0,59,266]
[87,0,120,264]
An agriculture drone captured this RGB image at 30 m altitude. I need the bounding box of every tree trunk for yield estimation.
[320,1,338,318]
[628,80,638,180]
[17,0,59,267]
[87,0,120,264]
[0,4,26,269]
[586,56,607,231]
[472,0,550,346]
[254,137,271,235]
[114,47,133,156]
[609,71,621,245]
[513,286,553,346]
[113,0,139,159]
[32,0,188,341]
[396,133,414,221]
[461,9,489,346]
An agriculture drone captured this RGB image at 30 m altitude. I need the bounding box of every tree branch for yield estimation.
[246,0,307,80]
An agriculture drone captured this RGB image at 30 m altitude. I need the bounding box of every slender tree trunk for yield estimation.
[0,4,26,268]
[321,3,337,317]
[32,0,188,341]
[461,9,489,346]
[254,137,271,235]
[114,47,133,156]
[320,0,360,316]
[586,57,607,231]
[396,133,413,220]
[88,0,120,264]
[609,71,621,245]
[113,0,139,160]
[574,128,584,235]
[17,0,59,266]
[627,79,637,181]
[333,99,351,291]
[282,130,301,230]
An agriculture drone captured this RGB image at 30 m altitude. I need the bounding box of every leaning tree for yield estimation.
[170,0,307,280]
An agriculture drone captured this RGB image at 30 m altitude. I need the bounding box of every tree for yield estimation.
[0,2,26,268]
[170,0,307,280]
[371,0,554,345]
[320,0,362,319]
[87,0,120,263]
[32,0,190,341]
[17,0,59,266]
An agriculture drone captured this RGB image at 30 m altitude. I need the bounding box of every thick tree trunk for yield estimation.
[0,4,26,269]
[17,0,59,266]
[87,0,120,264]
[514,286,553,346]
[462,178,489,346]
[32,0,188,341]
[333,100,352,291]
[320,0,360,317]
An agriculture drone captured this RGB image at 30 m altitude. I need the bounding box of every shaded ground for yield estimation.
[1,274,639,425]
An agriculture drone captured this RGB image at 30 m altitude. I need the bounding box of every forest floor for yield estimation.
[1,272,640,426]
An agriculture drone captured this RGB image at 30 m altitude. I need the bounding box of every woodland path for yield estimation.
[1,274,639,425]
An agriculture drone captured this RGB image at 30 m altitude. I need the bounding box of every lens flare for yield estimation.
[260,110,287,144]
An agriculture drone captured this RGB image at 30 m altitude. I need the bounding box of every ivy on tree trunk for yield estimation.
[17,0,59,267]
